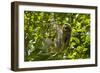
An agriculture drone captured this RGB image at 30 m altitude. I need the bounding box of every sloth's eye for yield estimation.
[64,27,68,30]
[64,27,67,29]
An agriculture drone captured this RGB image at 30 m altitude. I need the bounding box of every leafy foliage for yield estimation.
[24,11,90,61]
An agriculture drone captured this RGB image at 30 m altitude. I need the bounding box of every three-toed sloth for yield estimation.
[44,23,71,53]
[55,24,71,52]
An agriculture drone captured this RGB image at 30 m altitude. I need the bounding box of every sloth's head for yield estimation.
[63,23,71,32]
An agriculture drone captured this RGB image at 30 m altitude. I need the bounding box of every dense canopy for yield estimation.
[24,11,90,61]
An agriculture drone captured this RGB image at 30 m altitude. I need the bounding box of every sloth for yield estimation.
[43,23,71,53]
[62,24,71,49]
[55,23,72,52]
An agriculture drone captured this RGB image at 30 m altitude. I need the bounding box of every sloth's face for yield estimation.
[63,26,69,31]
[63,25,71,32]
